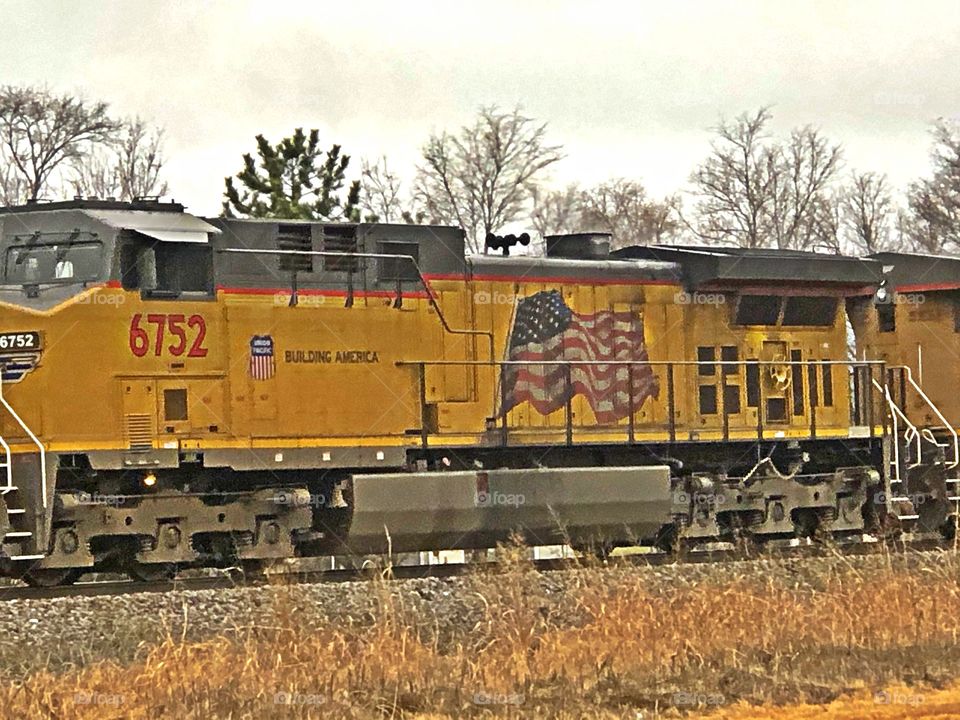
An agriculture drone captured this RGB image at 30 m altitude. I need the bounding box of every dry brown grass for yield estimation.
[4,547,960,718]
[703,683,960,718]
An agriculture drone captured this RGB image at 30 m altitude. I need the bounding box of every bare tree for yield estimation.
[0,152,26,205]
[688,108,776,248]
[70,150,117,201]
[896,209,944,254]
[768,125,843,249]
[360,156,404,222]
[413,105,563,253]
[529,180,678,252]
[578,179,679,248]
[808,189,844,253]
[0,85,120,201]
[906,118,960,253]
[71,118,168,201]
[530,184,582,239]
[117,119,167,199]
[838,171,894,254]
[688,107,842,249]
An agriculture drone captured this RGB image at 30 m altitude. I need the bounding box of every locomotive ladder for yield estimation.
[0,379,47,561]
[877,368,960,523]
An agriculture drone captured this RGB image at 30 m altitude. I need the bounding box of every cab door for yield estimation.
[760,340,791,426]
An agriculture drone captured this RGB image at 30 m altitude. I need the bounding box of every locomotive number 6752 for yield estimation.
[128,313,208,358]
[0,331,41,350]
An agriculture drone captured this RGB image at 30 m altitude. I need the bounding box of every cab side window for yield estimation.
[120,233,213,297]
[877,302,895,333]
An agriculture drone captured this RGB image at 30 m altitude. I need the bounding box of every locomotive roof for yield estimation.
[869,251,960,292]
[0,197,186,214]
[0,200,890,293]
[0,202,220,245]
[467,253,681,283]
[614,244,883,291]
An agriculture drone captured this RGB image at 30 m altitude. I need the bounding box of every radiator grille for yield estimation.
[125,414,153,451]
[322,226,359,272]
[276,224,313,273]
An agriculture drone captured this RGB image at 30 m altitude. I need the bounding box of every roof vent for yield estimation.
[545,232,611,260]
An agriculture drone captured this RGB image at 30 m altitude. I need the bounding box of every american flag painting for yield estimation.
[249,335,276,380]
[500,290,659,424]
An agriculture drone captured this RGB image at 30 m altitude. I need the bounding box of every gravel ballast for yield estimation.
[0,550,951,679]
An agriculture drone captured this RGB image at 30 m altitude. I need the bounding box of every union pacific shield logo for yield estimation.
[249,335,276,380]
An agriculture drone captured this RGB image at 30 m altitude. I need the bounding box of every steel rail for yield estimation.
[0,536,948,602]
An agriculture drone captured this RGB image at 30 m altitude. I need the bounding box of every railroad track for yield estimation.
[0,536,953,602]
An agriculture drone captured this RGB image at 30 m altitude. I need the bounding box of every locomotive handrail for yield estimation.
[399,359,886,366]
[0,379,46,507]
[217,247,496,362]
[0,434,11,491]
[872,377,922,480]
[890,364,959,469]
[400,358,885,449]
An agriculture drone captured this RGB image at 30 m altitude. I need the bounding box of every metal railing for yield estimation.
[0,378,46,507]
[873,376,921,489]
[399,358,886,449]
[888,365,959,470]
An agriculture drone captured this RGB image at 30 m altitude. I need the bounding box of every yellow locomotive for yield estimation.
[849,252,960,533]
[0,199,889,584]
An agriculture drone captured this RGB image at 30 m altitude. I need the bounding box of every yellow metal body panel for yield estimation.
[0,276,861,458]
[851,293,960,428]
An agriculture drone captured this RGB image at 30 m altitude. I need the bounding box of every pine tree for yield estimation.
[222,128,360,220]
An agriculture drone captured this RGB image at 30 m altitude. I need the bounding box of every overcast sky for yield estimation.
[2,0,959,216]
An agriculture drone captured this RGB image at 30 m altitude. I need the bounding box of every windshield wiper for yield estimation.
[12,279,89,298]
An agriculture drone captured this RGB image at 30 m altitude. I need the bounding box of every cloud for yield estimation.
[1,0,958,213]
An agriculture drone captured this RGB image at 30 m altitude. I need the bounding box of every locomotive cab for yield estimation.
[849,251,960,534]
[0,198,218,309]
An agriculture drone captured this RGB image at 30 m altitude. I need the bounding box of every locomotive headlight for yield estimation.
[143,472,157,488]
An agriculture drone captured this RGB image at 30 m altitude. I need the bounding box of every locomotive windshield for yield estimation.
[3,240,103,286]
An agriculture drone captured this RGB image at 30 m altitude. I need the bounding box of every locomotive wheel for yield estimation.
[654,523,688,558]
[732,529,764,559]
[794,508,836,543]
[940,514,957,542]
[126,561,177,582]
[23,568,82,587]
[917,496,951,534]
